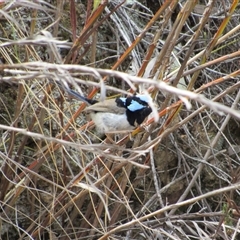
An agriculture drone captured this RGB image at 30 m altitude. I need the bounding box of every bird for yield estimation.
[56,82,153,134]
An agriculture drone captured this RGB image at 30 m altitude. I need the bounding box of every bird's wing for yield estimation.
[84,99,126,114]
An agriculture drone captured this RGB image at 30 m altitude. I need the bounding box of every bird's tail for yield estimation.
[52,80,98,105]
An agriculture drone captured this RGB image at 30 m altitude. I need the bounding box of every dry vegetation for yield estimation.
[0,0,240,239]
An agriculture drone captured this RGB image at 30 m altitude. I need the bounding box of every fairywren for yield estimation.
[58,83,152,134]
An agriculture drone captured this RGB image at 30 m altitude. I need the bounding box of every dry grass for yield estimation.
[0,0,240,239]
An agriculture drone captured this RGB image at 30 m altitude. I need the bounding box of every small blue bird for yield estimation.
[58,83,152,134]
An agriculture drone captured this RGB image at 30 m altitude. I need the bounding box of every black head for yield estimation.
[115,95,152,127]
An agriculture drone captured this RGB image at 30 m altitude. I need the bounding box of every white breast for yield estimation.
[90,112,134,134]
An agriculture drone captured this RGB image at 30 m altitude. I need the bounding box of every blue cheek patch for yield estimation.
[127,100,145,112]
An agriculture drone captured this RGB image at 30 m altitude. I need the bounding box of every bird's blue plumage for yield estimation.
[127,100,146,111]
